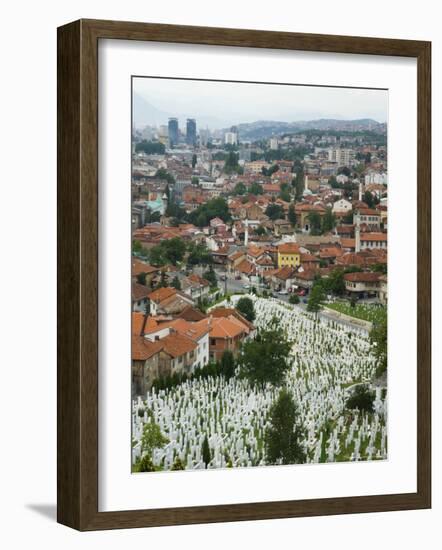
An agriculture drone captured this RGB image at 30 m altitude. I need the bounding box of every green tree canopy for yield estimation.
[238,319,292,387]
[135,140,166,155]
[370,317,387,377]
[346,385,375,413]
[224,151,241,174]
[249,182,264,195]
[307,211,322,235]
[322,207,336,233]
[220,350,235,378]
[203,265,217,289]
[236,296,255,322]
[307,282,325,313]
[233,182,247,195]
[155,168,175,184]
[187,242,213,266]
[141,421,168,457]
[265,203,284,221]
[201,435,211,468]
[188,197,231,227]
[265,389,306,465]
[288,203,297,226]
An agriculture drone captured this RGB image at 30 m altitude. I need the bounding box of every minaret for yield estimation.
[304,174,309,192]
[162,193,168,214]
[244,218,249,247]
[358,181,363,202]
[355,212,361,253]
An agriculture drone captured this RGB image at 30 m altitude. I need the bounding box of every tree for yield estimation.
[265,389,306,465]
[307,211,322,236]
[346,385,375,413]
[370,317,387,377]
[187,242,213,266]
[363,190,375,208]
[132,239,143,255]
[201,435,211,468]
[191,176,199,186]
[224,151,240,174]
[288,203,297,226]
[136,272,147,286]
[171,457,185,470]
[149,245,166,266]
[136,454,156,472]
[265,203,284,221]
[203,265,217,289]
[192,153,197,168]
[279,189,291,202]
[323,268,345,295]
[262,163,279,177]
[238,319,292,387]
[322,207,336,233]
[337,166,351,177]
[307,283,324,313]
[220,350,235,378]
[171,275,181,290]
[293,165,305,200]
[249,182,264,195]
[342,210,354,224]
[141,421,169,457]
[328,175,340,189]
[188,197,231,227]
[255,225,266,236]
[135,140,166,155]
[155,168,175,184]
[289,294,300,304]
[236,296,255,322]
[165,201,187,222]
[233,182,247,195]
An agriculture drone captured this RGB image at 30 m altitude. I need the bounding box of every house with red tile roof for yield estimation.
[147,286,194,315]
[344,271,381,297]
[208,315,250,362]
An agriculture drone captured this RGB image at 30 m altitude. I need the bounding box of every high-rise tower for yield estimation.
[168,118,179,148]
[186,118,197,146]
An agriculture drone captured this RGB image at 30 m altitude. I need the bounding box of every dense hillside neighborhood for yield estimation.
[130,110,388,472]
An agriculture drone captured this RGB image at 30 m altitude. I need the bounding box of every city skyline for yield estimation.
[133,77,388,130]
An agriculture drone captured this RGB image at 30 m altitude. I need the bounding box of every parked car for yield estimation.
[278,289,288,295]
[297,289,306,296]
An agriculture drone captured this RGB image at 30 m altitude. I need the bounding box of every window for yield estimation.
[211,338,216,346]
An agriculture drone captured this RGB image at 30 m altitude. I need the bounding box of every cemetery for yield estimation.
[131,295,388,471]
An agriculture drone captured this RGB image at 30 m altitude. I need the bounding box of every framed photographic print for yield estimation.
[57,19,431,530]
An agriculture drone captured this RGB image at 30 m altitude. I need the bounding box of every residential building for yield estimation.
[344,272,381,297]
[277,242,301,268]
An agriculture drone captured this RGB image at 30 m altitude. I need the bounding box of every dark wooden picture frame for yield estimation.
[57,19,431,531]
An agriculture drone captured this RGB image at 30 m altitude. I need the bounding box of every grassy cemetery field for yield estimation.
[132,295,387,472]
[326,302,387,325]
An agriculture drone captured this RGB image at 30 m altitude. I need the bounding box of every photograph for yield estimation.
[130,77,388,473]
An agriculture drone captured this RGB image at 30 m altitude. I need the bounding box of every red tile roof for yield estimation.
[147,287,177,303]
[278,243,301,254]
[344,272,381,283]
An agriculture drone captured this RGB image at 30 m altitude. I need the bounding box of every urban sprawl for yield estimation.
[131,114,388,472]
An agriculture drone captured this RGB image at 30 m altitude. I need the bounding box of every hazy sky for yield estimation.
[133,77,388,129]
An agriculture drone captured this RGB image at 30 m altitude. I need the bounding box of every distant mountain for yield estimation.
[233,119,386,140]
[133,93,172,127]
[133,93,223,130]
